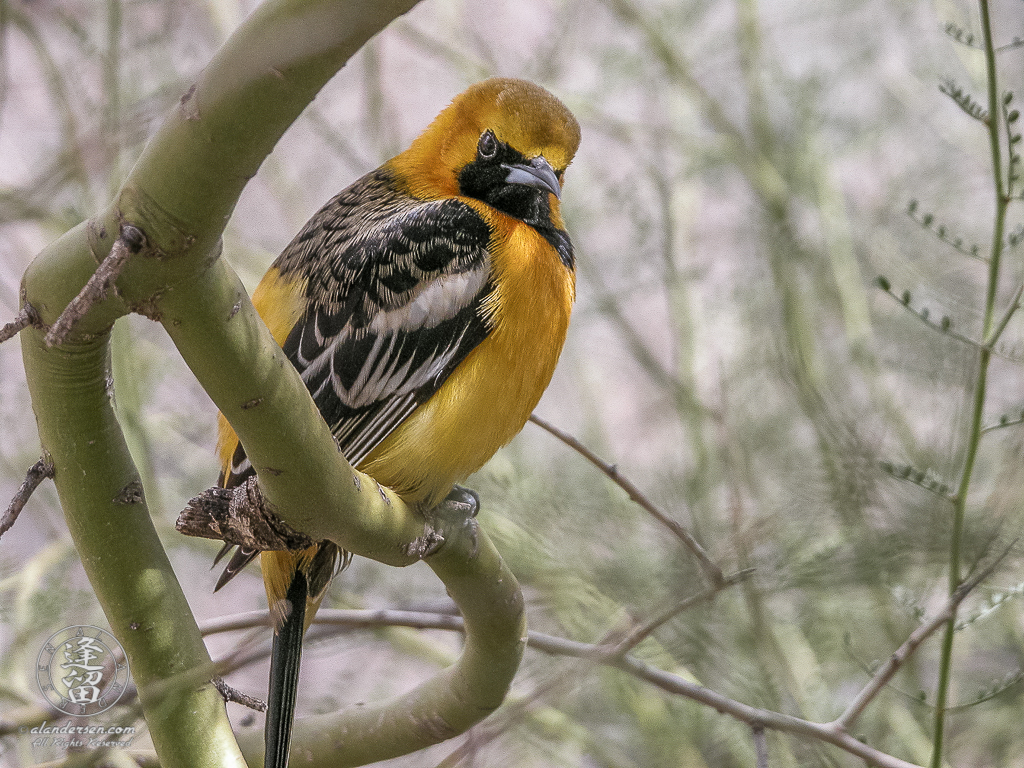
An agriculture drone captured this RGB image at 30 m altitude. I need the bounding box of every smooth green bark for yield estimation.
[21,316,243,767]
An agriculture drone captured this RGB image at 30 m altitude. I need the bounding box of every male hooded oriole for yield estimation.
[213,78,581,768]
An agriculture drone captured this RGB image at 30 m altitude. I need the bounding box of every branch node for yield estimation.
[114,479,146,505]
[44,223,145,348]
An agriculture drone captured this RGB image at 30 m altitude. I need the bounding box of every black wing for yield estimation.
[223,167,495,482]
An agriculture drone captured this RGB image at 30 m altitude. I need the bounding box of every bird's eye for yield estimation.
[477,130,499,160]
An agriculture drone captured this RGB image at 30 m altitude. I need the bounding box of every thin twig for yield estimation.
[607,568,754,657]
[212,676,266,712]
[753,724,770,768]
[983,281,1024,348]
[0,304,38,344]
[877,285,990,352]
[833,540,1014,732]
[1,457,55,539]
[201,604,924,768]
[44,224,145,347]
[980,411,1024,433]
[529,414,725,587]
[614,651,921,768]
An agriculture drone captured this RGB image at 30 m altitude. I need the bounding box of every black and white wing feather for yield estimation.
[224,167,495,484]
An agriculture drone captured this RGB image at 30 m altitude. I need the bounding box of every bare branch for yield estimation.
[752,724,770,768]
[832,541,1015,732]
[44,224,145,348]
[212,676,266,712]
[611,652,922,768]
[0,304,39,344]
[529,414,725,586]
[216,605,924,768]
[1,456,55,539]
[205,581,924,768]
[606,569,754,657]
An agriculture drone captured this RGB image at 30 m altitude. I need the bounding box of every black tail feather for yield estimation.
[264,571,308,768]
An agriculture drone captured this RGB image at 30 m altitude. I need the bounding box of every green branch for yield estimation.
[17,1,529,765]
[21,315,244,768]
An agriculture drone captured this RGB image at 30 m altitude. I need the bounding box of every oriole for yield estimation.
[213,78,580,768]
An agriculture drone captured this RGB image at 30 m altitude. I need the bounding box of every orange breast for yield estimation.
[358,211,575,507]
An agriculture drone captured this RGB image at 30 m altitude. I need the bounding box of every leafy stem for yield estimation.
[930,1,1012,765]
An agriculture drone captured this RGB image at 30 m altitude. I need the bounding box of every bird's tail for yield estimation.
[261,542,346,768]
[265,568,308,768]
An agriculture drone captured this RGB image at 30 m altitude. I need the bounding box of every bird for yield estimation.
[213,77,581,768]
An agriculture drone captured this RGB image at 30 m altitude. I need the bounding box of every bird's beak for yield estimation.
[502,156,562,199]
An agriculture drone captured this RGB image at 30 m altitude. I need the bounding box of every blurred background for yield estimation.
[1,0,1023,766]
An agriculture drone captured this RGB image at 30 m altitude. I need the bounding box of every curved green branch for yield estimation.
[19,0,528,765]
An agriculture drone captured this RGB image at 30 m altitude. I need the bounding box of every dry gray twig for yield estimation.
[1,456,55,539]
[0,304,38,344]
[44,224,145,348]
[529,414,725,586]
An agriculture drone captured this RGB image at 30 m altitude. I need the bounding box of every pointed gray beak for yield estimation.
[502,156,561,198]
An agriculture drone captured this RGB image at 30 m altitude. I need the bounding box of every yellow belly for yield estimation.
[358,216,574,507]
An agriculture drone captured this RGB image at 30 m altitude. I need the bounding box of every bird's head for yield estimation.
[390,78,581,226]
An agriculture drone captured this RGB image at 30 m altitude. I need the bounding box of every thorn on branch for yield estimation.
[1,456,55,539]
[176,477,314,552]
[44,223,147,348]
